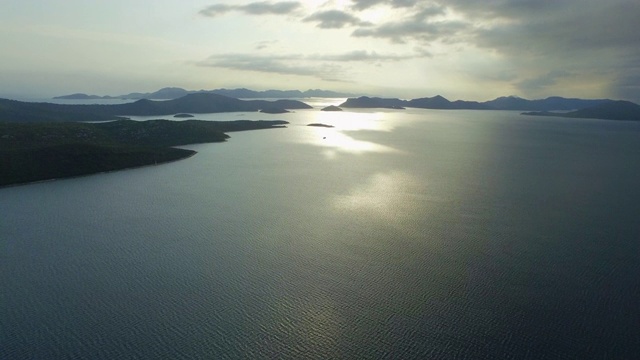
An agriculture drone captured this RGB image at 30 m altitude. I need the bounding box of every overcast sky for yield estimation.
[1,0,638,101]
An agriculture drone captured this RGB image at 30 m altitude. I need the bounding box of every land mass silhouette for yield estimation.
[522,101,640,121]
[307,123,334,128]
[54,87,356,100]
[339,95,618,112]
[340,95,640,120]
[52,88,637,120]
[0,93,311,123]
[0,119,289,187]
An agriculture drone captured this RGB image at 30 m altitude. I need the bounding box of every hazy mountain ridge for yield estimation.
[53,88,629,115]
[340,95,618,112]
[522,100,640,121]
[15,92,640,122]
[54,87,356,100]
[0,93,311,123]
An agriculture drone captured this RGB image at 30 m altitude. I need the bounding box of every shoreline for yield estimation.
[0,148,199,189]
[1,119,289,189]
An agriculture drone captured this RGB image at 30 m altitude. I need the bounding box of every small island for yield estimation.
[173,113,194,118]
[307,123,335,128]
[321,105,343,111]
[259,107,290,114]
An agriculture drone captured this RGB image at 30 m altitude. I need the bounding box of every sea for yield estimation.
[2,99,640,359]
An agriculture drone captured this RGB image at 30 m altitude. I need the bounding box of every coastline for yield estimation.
[0,148,199,189]
[1,119,290,188]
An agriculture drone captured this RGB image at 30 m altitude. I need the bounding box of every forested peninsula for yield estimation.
[0,94,296,186]
[0,119,288,186]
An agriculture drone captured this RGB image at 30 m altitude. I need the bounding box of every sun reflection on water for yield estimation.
[307,111,393,132]
[333,171,423,232]
[298,110,400,156]
[309,128,397,157]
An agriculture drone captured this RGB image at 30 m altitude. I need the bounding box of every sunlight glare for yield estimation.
[300,0,351,11]
[297,110,403,156]
[307,111,393,132]
[359,7,388,23]
[333,171,424,234]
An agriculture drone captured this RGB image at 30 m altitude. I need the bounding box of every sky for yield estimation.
[1,0,639,101]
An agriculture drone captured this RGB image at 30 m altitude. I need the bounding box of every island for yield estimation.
[340,96,406,109]
[0,119,289,187]
[307,123,335,128]
[173,113,194,118]
[321,105,343,111]
[259,107,290,114]
[522,100,640,121]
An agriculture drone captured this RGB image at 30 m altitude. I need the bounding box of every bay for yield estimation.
[2,107,640,359]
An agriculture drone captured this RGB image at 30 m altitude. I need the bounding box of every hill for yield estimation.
[339,96,406,109]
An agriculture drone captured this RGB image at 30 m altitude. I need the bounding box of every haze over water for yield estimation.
[2,107,640,358]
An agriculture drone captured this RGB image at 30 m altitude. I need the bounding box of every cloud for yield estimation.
[348,3,462,44]
[441,0,565,19]
[318,50,412,62]
[471,2,640,56]
[516,70,573,93]
[458,0,640,99]
[304,10,371,29]
[242,1,301,15]
[339,0,638,100]
[199,1,301,17]
[413,4,446,19]
[199,4,233,16]
[610,57,640,101]
[196,0,640,101]
[343,1,638,57]
[254,40,279,50]
[352,19,468,44]
[198,53,347,82]
[200,53,311,76]
[197,49,419,82]
[350,0,419,11]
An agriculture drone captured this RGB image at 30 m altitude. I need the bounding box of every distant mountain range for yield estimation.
[54,87,356,100]
[55,88,634,115]
[14,90,640,122]
[339,95,618,112]
[1,93,312,123]
[522,101,640,121]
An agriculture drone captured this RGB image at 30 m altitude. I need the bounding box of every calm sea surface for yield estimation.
[2,105,640,359]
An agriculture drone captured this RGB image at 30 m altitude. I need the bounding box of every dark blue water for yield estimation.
[2,109,640,359]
